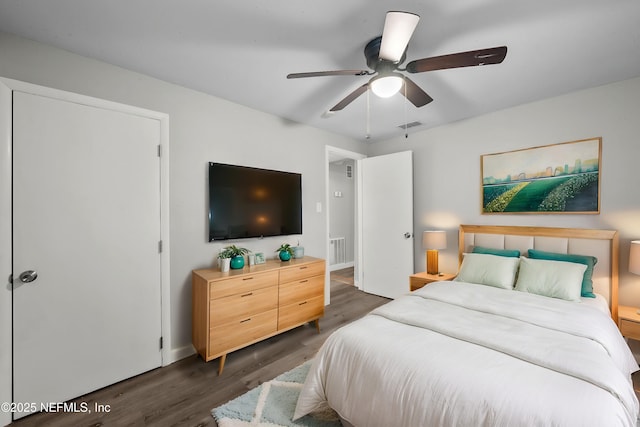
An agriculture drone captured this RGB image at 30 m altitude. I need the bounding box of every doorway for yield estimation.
[325,148,415,302]
[325,146,366,297]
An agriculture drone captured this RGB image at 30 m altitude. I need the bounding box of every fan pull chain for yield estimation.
[365,87,371,140]
[403,78,408,139]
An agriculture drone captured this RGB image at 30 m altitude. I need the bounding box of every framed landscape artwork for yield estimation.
[481,137,601,214]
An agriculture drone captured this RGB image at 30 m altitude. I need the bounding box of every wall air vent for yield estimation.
[397,121,423,130]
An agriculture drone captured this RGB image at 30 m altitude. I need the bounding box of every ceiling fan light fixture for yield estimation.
[370,74,404,98]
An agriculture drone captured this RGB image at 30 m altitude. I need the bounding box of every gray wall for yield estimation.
[0,31,369,362]
[369,76,640,307]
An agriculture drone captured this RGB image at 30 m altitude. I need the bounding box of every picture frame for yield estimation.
[481,137,601,214]
[254,252,266,264]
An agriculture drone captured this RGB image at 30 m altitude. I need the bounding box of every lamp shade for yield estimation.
[423,230,447,250]
[630,241,640,275]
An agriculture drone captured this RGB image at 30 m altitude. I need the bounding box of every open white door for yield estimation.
[360,151,413,299]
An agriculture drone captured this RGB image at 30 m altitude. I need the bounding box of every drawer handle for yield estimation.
[299,280,308,284]
[241,292,253,297]
[299,301,308,306]
[242,277,254,281]
[299,266,308,270]
[240,318,251,323]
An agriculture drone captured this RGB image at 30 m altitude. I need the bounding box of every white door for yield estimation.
[360,151,414,299]
[12,91,163,418]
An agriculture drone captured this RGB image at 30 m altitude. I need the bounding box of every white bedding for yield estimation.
[582,292,611,315]
[294,281,639,427]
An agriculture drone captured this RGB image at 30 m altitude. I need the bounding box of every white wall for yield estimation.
[369,76,640,307]
[0,31,368,367]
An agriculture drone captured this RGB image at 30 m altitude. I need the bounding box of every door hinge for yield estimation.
[158,240,163,253]
[160,336,163,349]
[157,145,162,157]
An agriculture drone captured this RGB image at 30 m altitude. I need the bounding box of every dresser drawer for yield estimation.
[278,295,324,331]
[279,261,325,284]
[210,270,278,300]
[279,275,324,307]
[211,285,277,325]
[209,309,278,356]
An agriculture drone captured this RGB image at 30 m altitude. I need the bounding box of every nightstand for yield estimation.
[618,305,640,340]
[409,272,456,292]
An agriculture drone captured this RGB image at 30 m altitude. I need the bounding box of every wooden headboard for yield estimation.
[458,224,619,321]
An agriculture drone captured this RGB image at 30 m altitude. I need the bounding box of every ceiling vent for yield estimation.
[398,121,423,130]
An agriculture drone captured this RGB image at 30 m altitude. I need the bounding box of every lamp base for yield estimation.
[426,249,439,275]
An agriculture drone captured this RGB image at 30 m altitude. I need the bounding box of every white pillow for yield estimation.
[514,257,587,302]
[454,252,519,289]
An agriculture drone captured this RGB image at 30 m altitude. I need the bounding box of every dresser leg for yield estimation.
[218,354,227,375]
[314,319,320,333]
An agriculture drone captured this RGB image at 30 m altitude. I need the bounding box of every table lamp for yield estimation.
[423,230,447,275]
[630,241,640,275]
[629,241,640,313]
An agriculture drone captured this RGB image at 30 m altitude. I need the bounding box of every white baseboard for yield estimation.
[328,261,354,272]
[164,344,196,366]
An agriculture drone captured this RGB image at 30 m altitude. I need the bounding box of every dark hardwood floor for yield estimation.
[11,268,386,427]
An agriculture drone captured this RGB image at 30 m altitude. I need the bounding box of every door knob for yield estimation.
[18,270,38,283]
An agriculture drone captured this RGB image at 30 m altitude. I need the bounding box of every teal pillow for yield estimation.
[472,246,521,258]
[527,249,597,298]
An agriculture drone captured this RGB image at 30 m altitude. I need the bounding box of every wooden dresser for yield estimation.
[192,256,325,374]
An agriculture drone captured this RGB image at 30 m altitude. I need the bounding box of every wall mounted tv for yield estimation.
[208,162,302,241]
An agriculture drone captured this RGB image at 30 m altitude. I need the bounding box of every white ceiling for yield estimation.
[1,0,639,142]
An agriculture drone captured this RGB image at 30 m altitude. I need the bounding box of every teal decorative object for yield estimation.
[230,255,245,269]
[221,245,249,270]
[276,243,294,262]
[279,251,291,261]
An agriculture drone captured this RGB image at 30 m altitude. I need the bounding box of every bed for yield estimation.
[294,225,639,427]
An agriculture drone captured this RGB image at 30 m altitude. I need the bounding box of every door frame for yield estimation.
[325,146,367,298]
[0,77,171,425]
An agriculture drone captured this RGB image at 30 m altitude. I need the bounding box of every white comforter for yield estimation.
[294,282,639,427]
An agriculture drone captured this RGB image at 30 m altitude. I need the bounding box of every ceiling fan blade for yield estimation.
[400,77,433,107]
[330,83,369,111]
[379,11,420,63]
[287,70,370,79]
[405,46,508,73]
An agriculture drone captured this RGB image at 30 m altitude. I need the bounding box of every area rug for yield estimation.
[211,360,342,427]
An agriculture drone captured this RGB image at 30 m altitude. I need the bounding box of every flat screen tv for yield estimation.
[208,162,302,241]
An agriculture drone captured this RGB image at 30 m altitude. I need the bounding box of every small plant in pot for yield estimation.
[224,245,250,269]
[276,243,294,262]
[217,248,233,272]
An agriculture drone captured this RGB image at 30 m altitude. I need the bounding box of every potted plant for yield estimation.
[218,248,233,272]
[276,243,294,261]
[223,245,250,269]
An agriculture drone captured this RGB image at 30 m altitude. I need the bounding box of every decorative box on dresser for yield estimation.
[192,256,325,374]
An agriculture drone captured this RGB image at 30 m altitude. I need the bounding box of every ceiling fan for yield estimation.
[287,11,507,112]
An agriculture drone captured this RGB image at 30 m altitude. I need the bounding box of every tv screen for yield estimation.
[208,162,302,241]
